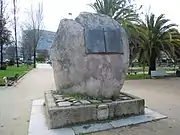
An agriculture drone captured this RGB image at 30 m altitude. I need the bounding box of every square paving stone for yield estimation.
[29,100,75,135]
[102,99,113,103]
[90,100,102,104]
[72,123,113,134]
[80,100,91,105]
[32,99,45,106]
[110,108,167,128]
[57,101,72,107]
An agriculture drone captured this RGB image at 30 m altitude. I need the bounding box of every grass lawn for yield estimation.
[126,74,150,80]
[0,65,33,85]
[126,72,177,80]
[128,66,179,72]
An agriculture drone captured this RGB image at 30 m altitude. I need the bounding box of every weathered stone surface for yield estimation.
[50,12,129,98]
[102,99,113,103]
[97,104,109,120]
[72,102,81,106]
[69,98,76,102]
[57,101,72,107]
[48,105,97,129]
[64,97,72,101]
[120,96,131,100]
[44,91,56,109]
[107,102,116,118]
[45,91,145,129]
[114,99,145,117]
[80,100,91,105]
[53,95,63,100]
[55,99,65,103]
[73,100,79,103]
[90,100,102,104]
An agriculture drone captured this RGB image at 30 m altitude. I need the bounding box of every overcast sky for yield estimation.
[6,0,180,32]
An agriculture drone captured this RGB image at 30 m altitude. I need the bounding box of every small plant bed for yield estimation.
[0,65,33,86]
[52,91,134,106]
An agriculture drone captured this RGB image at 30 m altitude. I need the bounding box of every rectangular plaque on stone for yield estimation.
[84,28,106,53]
[84,28,123,54]
[104,28,123,54]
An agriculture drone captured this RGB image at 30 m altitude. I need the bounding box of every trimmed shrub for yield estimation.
[0,62,7,70]
[7,59,15,66]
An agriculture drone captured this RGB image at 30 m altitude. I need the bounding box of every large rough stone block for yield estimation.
[114,99,145,117]
[50,12,129,98]
[45,92,97,129]
[48,105,97,129]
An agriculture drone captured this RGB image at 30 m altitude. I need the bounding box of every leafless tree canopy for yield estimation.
[20,2,44,67]
[20,29,34,60]
[25,2,44,48]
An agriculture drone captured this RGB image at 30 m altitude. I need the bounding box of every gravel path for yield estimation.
[0,64,180,135]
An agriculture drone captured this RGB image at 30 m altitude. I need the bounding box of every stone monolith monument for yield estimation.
[50,12,129,98]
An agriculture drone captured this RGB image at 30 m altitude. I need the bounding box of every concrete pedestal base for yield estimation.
[44,91,145,129]
[28,99,167,135]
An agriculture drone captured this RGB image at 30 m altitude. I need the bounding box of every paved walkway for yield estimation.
[0,64,180,135]
[93,78,180,135]
[0,64,55,135]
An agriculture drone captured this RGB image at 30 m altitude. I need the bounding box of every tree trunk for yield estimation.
[148,52,156,75]
[33,47,36,68]
[13,0,19,67]
[22,49,25,63]
[0,43,3,66]
[0,0,3,66]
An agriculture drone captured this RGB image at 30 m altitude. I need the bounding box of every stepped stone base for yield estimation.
[44,91,145,129]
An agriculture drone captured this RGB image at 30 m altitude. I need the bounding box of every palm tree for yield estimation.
[89,0,139,22]
[137,13,180,74]
[89,0,142,67]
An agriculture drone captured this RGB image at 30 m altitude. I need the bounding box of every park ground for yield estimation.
[0,64,180,135]
[0,65,33,85]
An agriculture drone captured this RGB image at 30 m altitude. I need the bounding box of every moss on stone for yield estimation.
[59,83,75,89]
[62,92,96,100]
[53,90,119,101]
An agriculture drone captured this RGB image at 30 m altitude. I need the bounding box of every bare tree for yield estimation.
[13,0,19,67]
[25,2,44,68]
[20,29,34,61]
[6,45,16,60]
